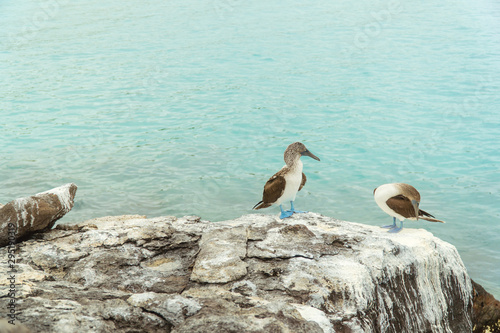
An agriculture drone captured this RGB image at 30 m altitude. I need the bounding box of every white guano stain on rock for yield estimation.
[38,183,75,213]
[294,303,334,333]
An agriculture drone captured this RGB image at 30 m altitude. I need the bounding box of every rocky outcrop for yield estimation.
[473,280,500,333]
[0,183,77,247]
[0,213,474,333]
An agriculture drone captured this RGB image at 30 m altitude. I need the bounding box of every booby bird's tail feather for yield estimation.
[418,209,435,218]
[418,209,445,223]
[253,201,271,210]
[419,216,445,223]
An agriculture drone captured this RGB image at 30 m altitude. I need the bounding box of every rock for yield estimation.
[0,319,31,333]
[473,279,500,333]
[0,213,475,332]
[190,226,248,283]
[127,293,202,326]
[0,183,77,247]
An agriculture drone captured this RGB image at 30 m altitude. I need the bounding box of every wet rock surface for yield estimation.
[0,213,476,332]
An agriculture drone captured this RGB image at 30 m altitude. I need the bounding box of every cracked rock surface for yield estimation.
[0,213,474,332]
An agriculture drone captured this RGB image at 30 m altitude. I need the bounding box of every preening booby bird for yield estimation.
[253,142,320,219]
[373,183,444,233]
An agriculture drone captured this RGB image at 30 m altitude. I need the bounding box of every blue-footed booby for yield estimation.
[373,183,444,233]
[253,142,320,219]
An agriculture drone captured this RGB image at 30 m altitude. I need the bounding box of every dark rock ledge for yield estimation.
[473,280,500,333]
[0,211,483,333]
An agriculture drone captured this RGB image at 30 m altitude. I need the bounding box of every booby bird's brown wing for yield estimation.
[253,170,286,210]
[386,194,418,219]
[298,173,307,191]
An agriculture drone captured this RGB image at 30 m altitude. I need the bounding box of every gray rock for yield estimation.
[0,319,31,333]
[0,213,474,332]
[0,183,77,247]
[127,293,202,326]
[190,226,248,283]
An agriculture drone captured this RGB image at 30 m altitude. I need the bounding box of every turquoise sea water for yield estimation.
[1,0,499,298]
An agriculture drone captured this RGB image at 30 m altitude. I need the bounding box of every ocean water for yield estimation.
[1,0,499,298]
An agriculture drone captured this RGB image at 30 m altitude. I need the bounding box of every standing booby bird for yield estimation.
[373,183,444,233]
[253,142,320,219]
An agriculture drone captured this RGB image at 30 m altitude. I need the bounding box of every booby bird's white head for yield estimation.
[284,142,320,166]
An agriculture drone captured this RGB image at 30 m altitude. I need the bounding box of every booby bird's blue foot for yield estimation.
[287,201,307,214]
[279,204,294,219]
[381,217,397,229]
[280,211,294,219]
[387,221,404,233]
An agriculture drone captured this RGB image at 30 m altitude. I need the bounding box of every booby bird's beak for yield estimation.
[301,149,320,161]
[411,200,419,220]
